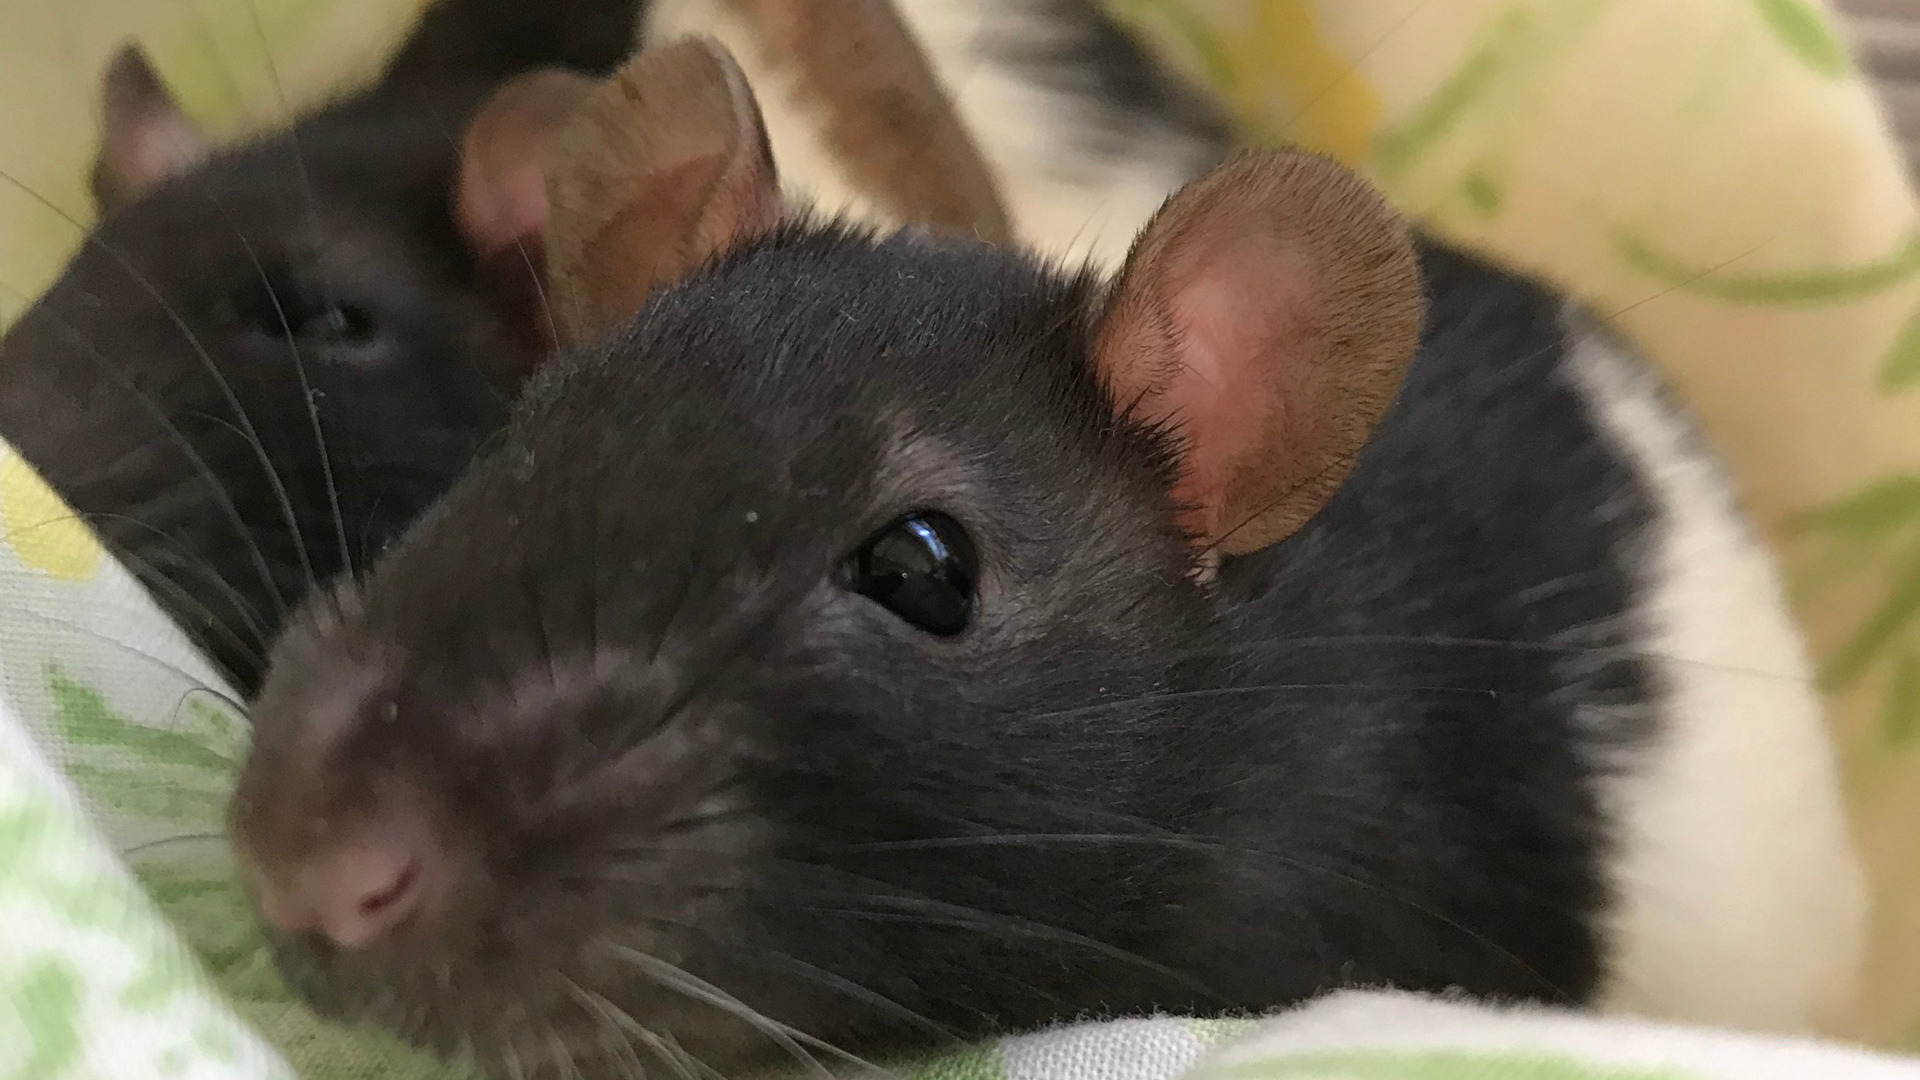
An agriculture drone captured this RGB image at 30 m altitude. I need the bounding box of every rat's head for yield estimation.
[230,39,1424,1076]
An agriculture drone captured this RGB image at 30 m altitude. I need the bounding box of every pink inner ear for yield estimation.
[116,117,204,187]
[1098,150,1422,555]
[1147,233,1327,543]
[456,133,553,259]
[454,72,593,259]
[95,46,209,203]
[452,123,560,363]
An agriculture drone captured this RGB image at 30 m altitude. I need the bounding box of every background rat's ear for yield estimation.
[453,69,596,359]
[91,44,210,211]
[1093,150,1425,557]
[724,0,1011,243]
[454,69,596,262]
[543,37,782,346]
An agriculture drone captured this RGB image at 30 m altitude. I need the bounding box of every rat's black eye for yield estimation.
[845,511,977,636]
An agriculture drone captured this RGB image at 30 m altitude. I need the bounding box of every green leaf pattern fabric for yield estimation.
[0,702,292,1080]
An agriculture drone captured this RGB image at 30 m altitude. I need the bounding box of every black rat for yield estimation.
[0,0,658,694]
[229,39,1865,1080]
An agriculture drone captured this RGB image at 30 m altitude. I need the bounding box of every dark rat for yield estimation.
[230,39,1864,1079]
[0,0,653,695]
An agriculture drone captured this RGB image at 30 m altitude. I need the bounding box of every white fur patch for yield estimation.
[1565,317,1867,1033]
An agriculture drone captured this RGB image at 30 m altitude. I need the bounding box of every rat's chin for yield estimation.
[264,928,801,1080]
[263,932,549,1062]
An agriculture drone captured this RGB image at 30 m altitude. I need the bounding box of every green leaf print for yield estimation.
[10,960,85,1080]
[36,874,140,932]
[134,865,272,994]
[62,764,228,824]
[1794,476,1920,538]
[1614,231,1920,305]
[0,800,52,869]
[1748,0,1851,79]
[179,698,249,764]
[118,950,197,1014]
[1879,303,1920,392]
[45,669,237,776]
[1462,171,1506,218]
[1824,544,1920,690]
[1881,654,1920,743]
[195,1023,240,1065]
[1205,1049,1692,1080]
[1375,7,1534,179]
[1111,0,1238,92]
[895,1044,1004,1080]
[1799,474,1920,733]
[1371,1,1616,182]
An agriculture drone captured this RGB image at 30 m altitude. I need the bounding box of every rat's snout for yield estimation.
[238,778,459,952]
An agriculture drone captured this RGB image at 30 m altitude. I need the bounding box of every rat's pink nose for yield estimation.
[254,800,450,950]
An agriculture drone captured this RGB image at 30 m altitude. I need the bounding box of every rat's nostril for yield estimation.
[359,857,420,918]
[316,835,444,950]
[326,847,428,947]
[251,790,452,951]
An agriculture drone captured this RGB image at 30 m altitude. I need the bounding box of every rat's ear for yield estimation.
[1093,150,1425,557]
[452,68,598,357]
[542,37,783,346]
[454,69,597,264]
[91,44,210,211]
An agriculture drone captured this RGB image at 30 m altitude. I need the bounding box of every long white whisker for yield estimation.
[239,0,348,592]
[563,978,671,1080]
[230,229,350,584]
[600,943,875,1080]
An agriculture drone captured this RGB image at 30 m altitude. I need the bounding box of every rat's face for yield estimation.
[235,226,1217,1070]
[0,58,547,694]
[231,40,1423,1078]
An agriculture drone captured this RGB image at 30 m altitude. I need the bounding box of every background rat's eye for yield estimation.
[225,270,380,351]
[294,301,378,346]
[845,511,977,635]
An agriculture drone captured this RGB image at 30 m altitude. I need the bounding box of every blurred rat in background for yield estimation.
[0,0,649,693]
